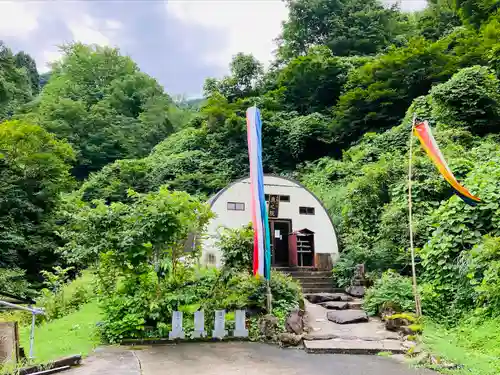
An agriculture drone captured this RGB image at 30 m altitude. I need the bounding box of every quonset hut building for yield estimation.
[200,175,339,270]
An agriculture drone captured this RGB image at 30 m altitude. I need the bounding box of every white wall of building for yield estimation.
[201,175,339,267]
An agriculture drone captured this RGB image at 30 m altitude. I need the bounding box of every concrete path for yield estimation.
[67,343,435,375]
[303,300,405,353]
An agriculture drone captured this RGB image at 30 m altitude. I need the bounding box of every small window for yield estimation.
[299,206,315,215]
[265,194,270,201]
[227,202,245,211]
[207,253,216,265]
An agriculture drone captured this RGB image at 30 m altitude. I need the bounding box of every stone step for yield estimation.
[302,287,344,294]
[303,339,405,355]
[296,279,333,288]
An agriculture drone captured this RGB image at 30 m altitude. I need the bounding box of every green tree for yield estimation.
[431,65,500,135]
[332,37,457,146]
[275,46,354,114]
[278,0,406,58]
[0,42,33,121]
[416,0,462,40]
[31,43,175,179]
[14,51,40,95]
[454,0,500,28]
[0,120,74,282]
[203,53,263,102]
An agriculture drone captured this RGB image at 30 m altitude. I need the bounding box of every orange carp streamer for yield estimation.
[414,121,481,206]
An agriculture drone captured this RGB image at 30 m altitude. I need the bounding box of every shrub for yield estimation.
[98,263,302,343]
[217,223,254,275]
[363,270,416,316]
[431,65,500,135]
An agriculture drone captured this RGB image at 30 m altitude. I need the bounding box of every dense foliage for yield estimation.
[2,1,500,357]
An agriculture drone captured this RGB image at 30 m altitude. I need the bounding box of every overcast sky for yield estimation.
[0,0,427,98]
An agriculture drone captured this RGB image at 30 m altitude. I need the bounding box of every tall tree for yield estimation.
[0,120,74,283]
[30,43,175,179]
[0,42,33,121]
[14,51,40,95]
[278,0,406,59]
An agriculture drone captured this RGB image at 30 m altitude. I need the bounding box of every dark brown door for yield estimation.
[270,220,291,266]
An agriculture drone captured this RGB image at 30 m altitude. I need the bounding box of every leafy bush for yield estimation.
[467,235,500,315]
[363,270,416,316]
[0,268,33,298]
[431,65,500,135]
[217,223,253,275]
[98,263,302,343]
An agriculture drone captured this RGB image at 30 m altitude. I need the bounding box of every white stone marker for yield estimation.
[233,309,248,337]
[192,310,206,338]
[169,311,185,339]
[212,310,228,339]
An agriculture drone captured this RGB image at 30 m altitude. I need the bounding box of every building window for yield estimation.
[299,206,315,215]
[227,202,245,211]
[265,194,290,202]
[206,253,216,265]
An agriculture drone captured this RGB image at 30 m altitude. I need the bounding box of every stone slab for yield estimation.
[327,310,369,324]
[305,293,352,304]
[320,301,349,310]
[346,286,366,298]
[303,339,405,354]
[304,300,399,341]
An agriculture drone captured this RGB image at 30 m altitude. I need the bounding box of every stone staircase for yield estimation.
[302,292,406,354]
[273,267,342,294]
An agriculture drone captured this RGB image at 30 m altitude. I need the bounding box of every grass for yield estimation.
[423,317,500,375]
[19,301,102,365]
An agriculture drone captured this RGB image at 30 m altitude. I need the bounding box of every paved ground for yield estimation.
[67,343,435,375]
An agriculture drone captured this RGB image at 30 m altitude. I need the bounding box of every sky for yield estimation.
[0,0,427,98]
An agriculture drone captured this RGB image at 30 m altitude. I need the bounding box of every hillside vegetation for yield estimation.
[1,0,500,372]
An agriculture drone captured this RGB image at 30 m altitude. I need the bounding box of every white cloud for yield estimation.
[0,1,40,38]
[38,49,63,73]
[66,14,110,46]
[166,0,288,72]
[385,0,427,11]
[166,0,428,75]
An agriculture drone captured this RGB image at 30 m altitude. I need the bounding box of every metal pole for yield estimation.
[408,114,422,317]
[29,311,36,359]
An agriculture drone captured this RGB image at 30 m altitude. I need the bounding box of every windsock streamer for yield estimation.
[246,107,272,280]
[414,121,481,206]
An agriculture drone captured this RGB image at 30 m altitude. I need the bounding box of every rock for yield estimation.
[326,310,369,324]
[320,301,349,310]
[285,309,305,335]
[278,332,303,347]
[345,285,366,298]
[258,314,279,340]
[305,293,351,304]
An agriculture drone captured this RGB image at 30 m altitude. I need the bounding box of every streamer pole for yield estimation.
[409,114,422,317]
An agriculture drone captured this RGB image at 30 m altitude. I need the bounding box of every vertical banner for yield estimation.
[246,107,272,280]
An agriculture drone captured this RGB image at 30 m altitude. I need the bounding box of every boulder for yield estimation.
[285,309,305,335]
[345,285,366,298]
[278,332,303,347]
[258,314,279,340]
[305,293,351,304]
[326,310,369,324]
[320,301,349,310]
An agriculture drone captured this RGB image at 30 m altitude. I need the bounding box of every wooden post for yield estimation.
[408,115,422,317]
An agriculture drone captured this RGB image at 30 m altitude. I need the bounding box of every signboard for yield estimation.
[268,194,279,218]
